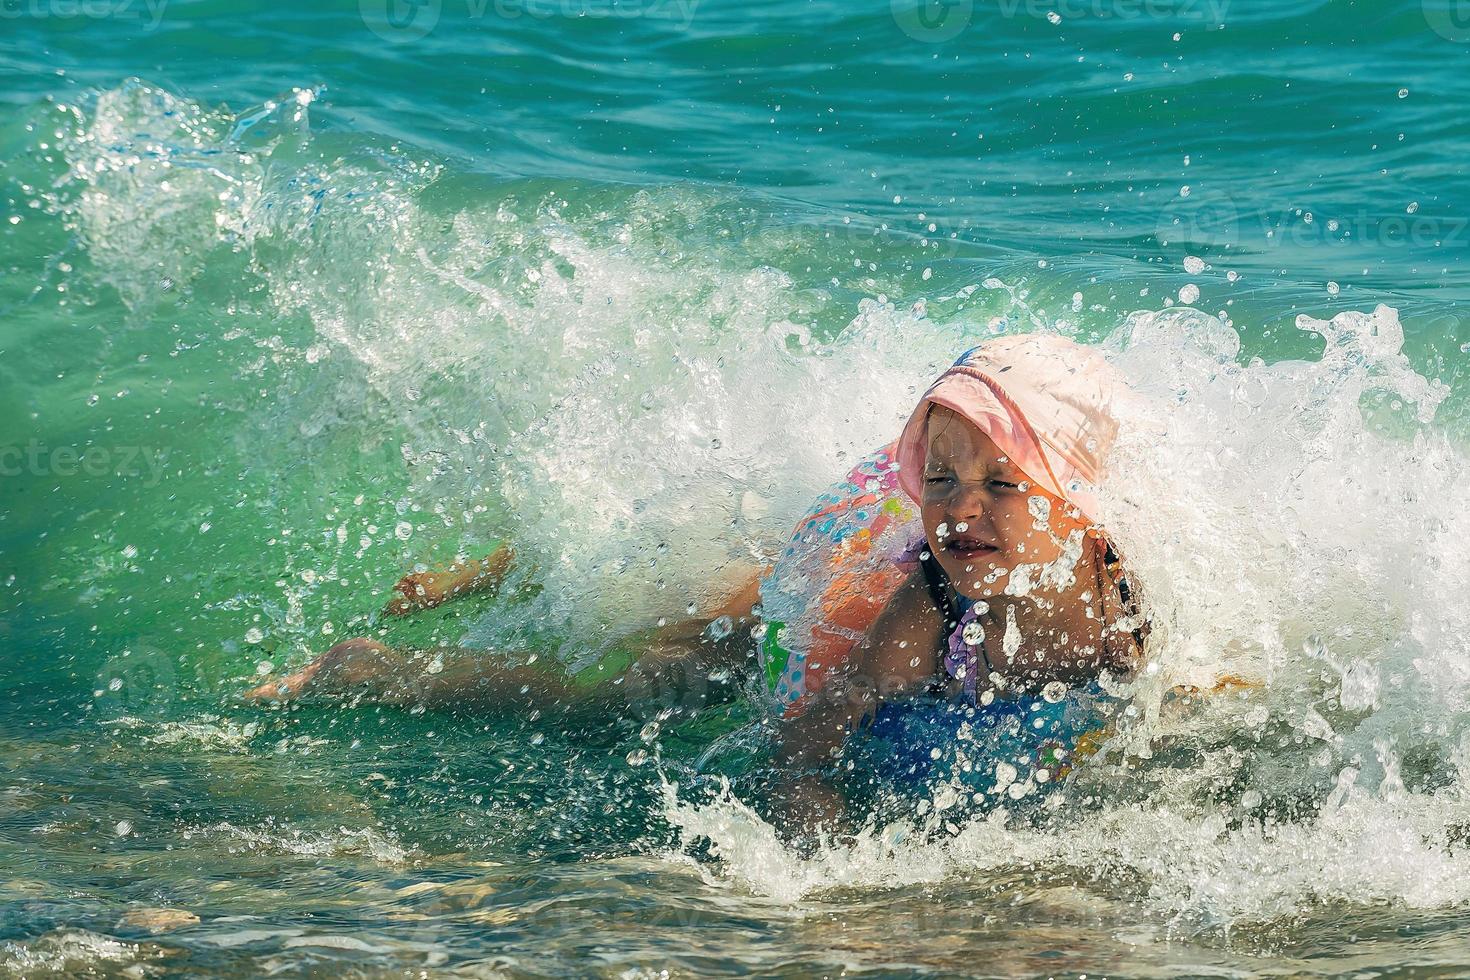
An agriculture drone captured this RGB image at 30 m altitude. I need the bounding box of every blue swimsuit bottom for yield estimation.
[845,681,1119,803]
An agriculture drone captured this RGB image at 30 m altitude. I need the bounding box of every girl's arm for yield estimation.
[769,567,945,831]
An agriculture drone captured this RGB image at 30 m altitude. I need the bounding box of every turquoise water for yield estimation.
[6,0,1470,974]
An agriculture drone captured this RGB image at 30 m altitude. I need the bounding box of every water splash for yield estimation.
[665,303,1470,931]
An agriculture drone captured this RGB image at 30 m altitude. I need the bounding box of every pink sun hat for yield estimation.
[894,333,1125,526]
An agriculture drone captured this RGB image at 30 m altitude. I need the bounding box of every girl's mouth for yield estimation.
[946,537,999,560]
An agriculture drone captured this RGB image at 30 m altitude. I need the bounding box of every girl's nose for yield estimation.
[948,480,990,523]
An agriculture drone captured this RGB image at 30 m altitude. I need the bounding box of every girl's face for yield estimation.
[921,405,1088,600]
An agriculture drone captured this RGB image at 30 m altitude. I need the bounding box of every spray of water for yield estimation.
[666,303,1470,930]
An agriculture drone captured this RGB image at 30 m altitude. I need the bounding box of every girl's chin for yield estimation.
[937,555,1003,599]
[951,582,999,603]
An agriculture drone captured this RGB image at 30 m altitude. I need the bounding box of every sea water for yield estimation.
[4,0,1470,974]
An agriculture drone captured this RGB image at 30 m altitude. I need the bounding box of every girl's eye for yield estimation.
[990,479,1019,490]
[925,474,953,485]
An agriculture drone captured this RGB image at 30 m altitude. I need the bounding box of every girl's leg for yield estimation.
[243,638,576,710]
[246,568,767,715]
[382,542,518,617]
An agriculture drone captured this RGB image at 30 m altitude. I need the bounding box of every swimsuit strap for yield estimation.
[920,547,958,629]
[920,549,993,698]
[919,550,957,698]
[1097,537,1148,660]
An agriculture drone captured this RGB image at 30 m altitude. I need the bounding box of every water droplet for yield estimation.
[705,615,733,642]
[626,748,649,766]
[1178,283,1200,305]
[245,628,264,645]
[394,521,413,541]
[1047,10,1060,23]
[1003,606,1022,661]
[1398,87,1409,98]
[1183,255,1205,274]
[1406,201,1419,214]
[255,660,273,675]
[1042,681,1067,703]
[1327,281,1340,296]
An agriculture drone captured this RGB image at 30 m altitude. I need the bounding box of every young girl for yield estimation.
[765,335,1145,823]
[246,335,1147,810]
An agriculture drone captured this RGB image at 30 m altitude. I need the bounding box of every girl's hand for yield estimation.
[243,638,399,701]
